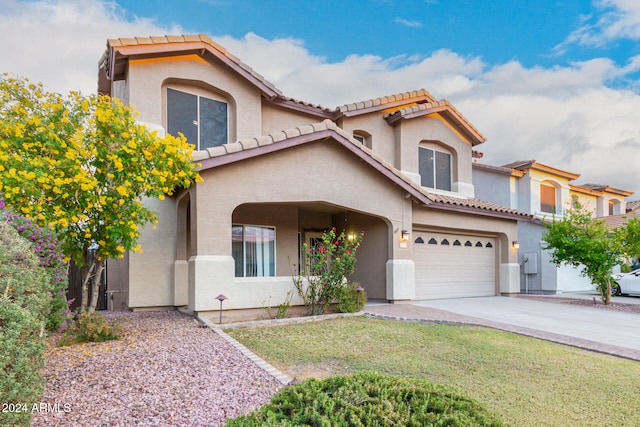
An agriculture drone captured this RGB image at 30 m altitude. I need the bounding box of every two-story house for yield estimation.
[98,35,531,319]
[473,160,633,294]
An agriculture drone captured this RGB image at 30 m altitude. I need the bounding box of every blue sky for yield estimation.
[2,0,640,198]
[115,0,638,74]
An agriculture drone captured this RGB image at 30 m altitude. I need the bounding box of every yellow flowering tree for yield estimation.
[0,75,202,314]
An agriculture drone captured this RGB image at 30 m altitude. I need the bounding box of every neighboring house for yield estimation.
[98,34,531,318]
[473,160,633,294]
[627,200,640,213]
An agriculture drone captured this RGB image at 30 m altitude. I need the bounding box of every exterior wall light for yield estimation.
[215,294,228,324]
[512,241,520,249]
[400,229,410,248]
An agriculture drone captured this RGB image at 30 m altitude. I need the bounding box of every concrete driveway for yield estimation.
[413,296,640,354]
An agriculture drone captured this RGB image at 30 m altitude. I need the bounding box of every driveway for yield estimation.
[414,296,640,353]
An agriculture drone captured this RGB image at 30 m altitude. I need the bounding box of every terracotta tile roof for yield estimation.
[337,89,436,116]
[193,119,531,221]
[99,34,282,97]
[503,160,580,180]
[384,100,486,146]
[472,162,525,177]
[427,193,530,217]
[580,183,634,197]
[602,211,640,229]
[268,95,338,119]
[627,200,640,212]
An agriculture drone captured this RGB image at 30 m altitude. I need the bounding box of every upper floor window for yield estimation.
[419,147,451,191]
[352,131,371,148]
[167,88,228,150]
[540,182,557,214]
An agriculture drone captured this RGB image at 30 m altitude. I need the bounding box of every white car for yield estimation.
[613,270,640,296]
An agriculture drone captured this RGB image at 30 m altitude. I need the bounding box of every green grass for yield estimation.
[227,316,640,427]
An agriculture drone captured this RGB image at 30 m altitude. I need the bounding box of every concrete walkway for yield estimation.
[364,296,640,362]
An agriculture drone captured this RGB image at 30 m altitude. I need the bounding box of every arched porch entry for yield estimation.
[231,201,390,302]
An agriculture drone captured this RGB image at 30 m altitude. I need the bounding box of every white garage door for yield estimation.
[414,232,496,299]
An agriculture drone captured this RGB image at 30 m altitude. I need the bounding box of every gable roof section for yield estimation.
[98,35,485,136]
[627,200,640,212]
[337,89,436,117]
[98,34,282,98]
[384,100,486,146]
[579,183,633,197]
[472,162,526,177]
[193,119,531,221]
[503,160,581,181]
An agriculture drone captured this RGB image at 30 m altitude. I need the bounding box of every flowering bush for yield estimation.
[0,199,71,331]
[0,75,201,314]
[293,228,363,315]
[0,221,52,426]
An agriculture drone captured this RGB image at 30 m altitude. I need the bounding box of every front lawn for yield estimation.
[227,316,640,427]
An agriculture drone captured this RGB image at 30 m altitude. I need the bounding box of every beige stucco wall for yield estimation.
[195,141,407,255]
[125,55,263,143]
[186,139,415,311]
[128,196,178,308]
[339,114,397,165]
[261,104,327,136]
[397,115,474,194]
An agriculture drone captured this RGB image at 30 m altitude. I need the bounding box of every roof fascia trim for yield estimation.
[111,42,281,98]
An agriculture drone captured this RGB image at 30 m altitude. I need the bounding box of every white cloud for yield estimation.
[394,17,422,28]
[224,35,640,197]
[557,0,640,50]
[1,0,639,199]
[0,0,180,95]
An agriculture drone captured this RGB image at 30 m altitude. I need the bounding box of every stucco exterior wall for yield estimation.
[395,116,475,196]
[126,55,263,142]
[128,197,178,308]
[261,104,326,136]
[339,114,397,165]
[472,168,515,208]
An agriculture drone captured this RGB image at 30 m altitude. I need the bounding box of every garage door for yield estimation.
[414,232,496,299]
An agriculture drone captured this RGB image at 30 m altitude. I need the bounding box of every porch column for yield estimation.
[188,255,235,312]
[499,263,520,294]
[386,259,415,302]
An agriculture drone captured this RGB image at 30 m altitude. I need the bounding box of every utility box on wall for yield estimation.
[523,252,538,275]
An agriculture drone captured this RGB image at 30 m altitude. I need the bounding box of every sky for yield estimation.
[1,0,639,200]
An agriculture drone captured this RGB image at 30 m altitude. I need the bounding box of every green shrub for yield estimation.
[0,222,52,426]
[225,371,504,427]
[335,282,367,313]
[57,312,119,346]
[1,204,70,332]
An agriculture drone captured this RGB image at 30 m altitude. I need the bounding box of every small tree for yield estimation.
[542,205,623,305]
[293,228,363,315]
[0,75,201,314]
[620,216,640,264]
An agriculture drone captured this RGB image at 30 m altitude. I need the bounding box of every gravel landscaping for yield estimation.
[31,311,282,427]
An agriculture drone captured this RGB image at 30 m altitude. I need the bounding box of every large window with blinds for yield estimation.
[167,88,228,150]
[232,225,276,277]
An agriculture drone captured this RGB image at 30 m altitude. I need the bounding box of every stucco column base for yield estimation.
[174,260,188,306]
[188,255,235,312]
[499,263,520,294]
[386,259,415,302]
